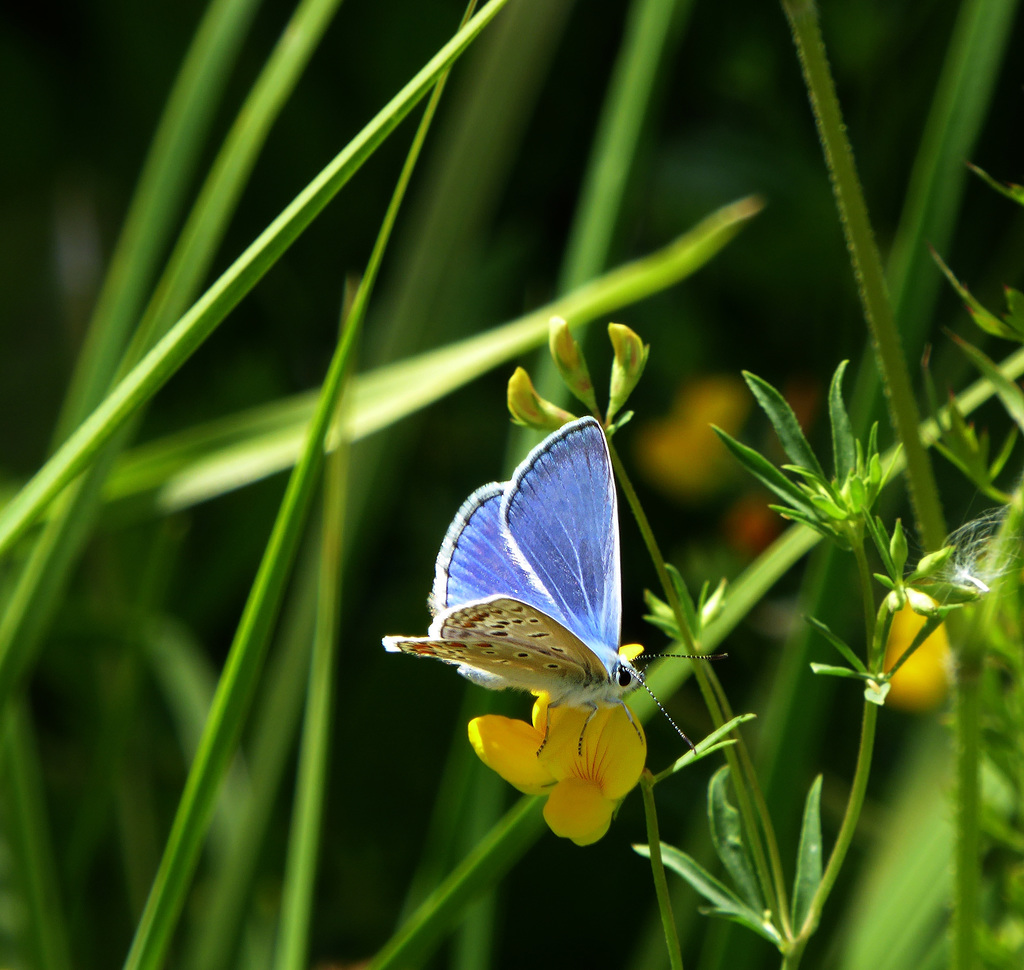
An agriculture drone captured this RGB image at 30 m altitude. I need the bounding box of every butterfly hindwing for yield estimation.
[501,417,620,665]
[384,596,608,699]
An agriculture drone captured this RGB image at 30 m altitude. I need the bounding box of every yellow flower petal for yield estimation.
[468,715,556,794]
[473,695,646,845]
[538,703,647,801]
[543,777,614,846]
[883,605,951,711]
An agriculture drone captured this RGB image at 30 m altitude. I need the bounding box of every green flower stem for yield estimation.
[952,642,982,970]
[850,540,879,669]
[606,439,792,939]
[787,700,878,967]
[949,494,1023,969]
[779,0,945,553]
[640,771,684,970]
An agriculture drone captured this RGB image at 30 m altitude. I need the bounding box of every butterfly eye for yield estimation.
[616,665,634,688]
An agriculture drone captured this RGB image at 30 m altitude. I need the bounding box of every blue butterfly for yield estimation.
[383,416,641,709]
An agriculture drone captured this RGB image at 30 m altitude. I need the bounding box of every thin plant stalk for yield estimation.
[272,440,345,970]
[273,0,476,961]
[640,771,684,970]
[606,437,792,939]
[785,702,878,968]
[779,0,945,552]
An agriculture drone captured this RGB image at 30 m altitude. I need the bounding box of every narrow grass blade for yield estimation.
[122,272,364,970]
[884,0,1020,350]
[124,0,466,955]
[0,0,511,563]
[56,0,265,440]
[0,0,347,740]
[100,198,763,512]
[792,775,823,931]
[1,703,72,970]
[558,0,693,291]
[178,553,317,970]
[126,0,347,365]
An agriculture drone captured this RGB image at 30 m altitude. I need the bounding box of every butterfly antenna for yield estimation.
[646,652,729,662]
[630,666,695,752]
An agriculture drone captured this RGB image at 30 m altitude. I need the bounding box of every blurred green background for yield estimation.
[1,0,1022,967]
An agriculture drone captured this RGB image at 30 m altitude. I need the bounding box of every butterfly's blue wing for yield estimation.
[431,482,563,619]
[501,417,620,662]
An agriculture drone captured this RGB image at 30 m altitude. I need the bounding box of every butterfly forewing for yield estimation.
[501,418,621,662]
[384,596,608,698]
[431,483,563,620]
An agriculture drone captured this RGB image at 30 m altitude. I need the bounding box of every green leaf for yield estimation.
[713,428,819,518]
[792,775,823,931]
[636,843,782,945]
[890,519,908,575]
[766,507,835,543]
[953,334,1024,434]
[967,161,1024,207]
[1005,286,1024,327]
[743,371,826,479]
[828,361,856,481]
[809,494,848,520]
[932,248,1017,340]
[809,663,870,681]
[804,615,868,673]
[708,767,764,911]
[654,714,755,783]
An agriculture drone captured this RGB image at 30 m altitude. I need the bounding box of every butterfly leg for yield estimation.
[577,703,600,756]
[619,700,645,745]
[536,701,556,757]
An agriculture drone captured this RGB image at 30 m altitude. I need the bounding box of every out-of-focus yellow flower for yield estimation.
[635,376,750,502]
[469,693,646,846]
[883,603,951,711]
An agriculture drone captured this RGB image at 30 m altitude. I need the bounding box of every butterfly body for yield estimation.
[383,417,638,708]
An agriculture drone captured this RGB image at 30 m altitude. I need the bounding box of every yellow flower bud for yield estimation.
[507,366,576,431]
[905,588,941,616]
[608,323,649,421]
[548,317,599,412]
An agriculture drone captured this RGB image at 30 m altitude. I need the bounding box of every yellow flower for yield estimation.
[883,603,951,711]
[468,694,647,846]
